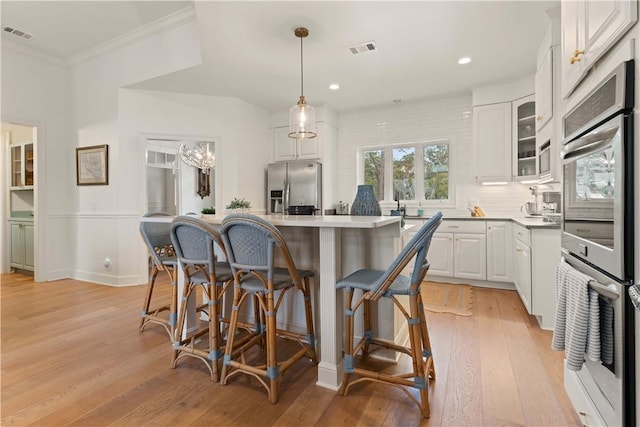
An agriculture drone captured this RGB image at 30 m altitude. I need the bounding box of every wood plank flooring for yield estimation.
[1,273,580,426]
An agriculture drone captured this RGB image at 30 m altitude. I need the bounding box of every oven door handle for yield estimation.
[561,124,618,161]
[560,255,620,300]
[589,281,620,301]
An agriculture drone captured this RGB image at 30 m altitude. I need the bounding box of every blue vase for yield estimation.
[351,184,381,216]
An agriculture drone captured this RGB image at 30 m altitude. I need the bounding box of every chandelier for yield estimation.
[179,142,215,171]
[288,27,317,139]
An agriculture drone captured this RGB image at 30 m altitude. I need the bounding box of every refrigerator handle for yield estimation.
[284,178,290,212]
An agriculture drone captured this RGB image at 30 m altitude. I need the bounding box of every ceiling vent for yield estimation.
[348,41,378,55]
[3,26,33,40]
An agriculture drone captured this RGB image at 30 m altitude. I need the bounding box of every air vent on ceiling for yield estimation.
[4,26,33,40]
[348,40,378,55]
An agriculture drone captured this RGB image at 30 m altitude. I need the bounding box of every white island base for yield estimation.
[141,214,406,390]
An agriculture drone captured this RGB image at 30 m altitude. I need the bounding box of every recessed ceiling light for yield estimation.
[458,57,471,65]
[329,83,340,90]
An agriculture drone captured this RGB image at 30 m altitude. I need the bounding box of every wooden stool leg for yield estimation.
[418,292,435,380]
[171,282,193,368]
[168,267,177,337]
[410,292,430,418]
[361,298,372,361]
[265,286,279,403]
[140,265,160,330]
[339,288,354,396]
[220,283,242,384]
[302,277,317,362]
[208,282,220,382]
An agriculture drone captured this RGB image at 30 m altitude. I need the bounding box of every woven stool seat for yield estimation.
[336,212,443,418]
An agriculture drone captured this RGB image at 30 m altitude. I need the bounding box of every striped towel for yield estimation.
[551,262,601,371]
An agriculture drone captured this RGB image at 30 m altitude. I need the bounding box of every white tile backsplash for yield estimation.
[335,94,558,217]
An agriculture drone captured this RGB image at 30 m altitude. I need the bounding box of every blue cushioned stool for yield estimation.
[336,212,443,418]
[139,212,178,341]
[219,214,317,403]
[170,216,233,381]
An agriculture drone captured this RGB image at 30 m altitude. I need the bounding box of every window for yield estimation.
[360,139,451,204]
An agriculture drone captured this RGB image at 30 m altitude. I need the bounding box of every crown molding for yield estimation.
[68,5,196,65]
[1,39,68,67]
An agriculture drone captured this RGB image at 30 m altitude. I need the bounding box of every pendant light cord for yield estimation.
[300,35,304,98]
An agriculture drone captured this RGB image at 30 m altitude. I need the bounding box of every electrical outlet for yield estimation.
[104,257,111,269]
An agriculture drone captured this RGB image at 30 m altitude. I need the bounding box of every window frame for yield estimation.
[359,138,454,207]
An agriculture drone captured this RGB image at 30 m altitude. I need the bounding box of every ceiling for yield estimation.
[1,1,559,113]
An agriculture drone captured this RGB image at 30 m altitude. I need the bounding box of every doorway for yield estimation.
[2,121,37,275]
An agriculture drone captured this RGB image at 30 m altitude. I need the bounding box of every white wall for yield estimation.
[1,44,73,279]
[68,19,204,285]
[118,89,270,285]
[336,94,536,217]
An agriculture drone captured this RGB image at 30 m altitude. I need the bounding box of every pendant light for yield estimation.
[179,142,215,170]
[288,27,317,139]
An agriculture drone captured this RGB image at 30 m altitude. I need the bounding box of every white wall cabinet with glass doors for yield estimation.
[512,95,538,182]
[561,0,637,98]
[10,141,34,189]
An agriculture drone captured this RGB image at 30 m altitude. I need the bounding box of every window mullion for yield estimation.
[415,144,425,202]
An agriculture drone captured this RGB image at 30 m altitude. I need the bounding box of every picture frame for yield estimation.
[76,144,109,185]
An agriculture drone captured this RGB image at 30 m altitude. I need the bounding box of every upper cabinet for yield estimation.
[512,96,537,182]
[535,47,553,132]
[10,141,34,190]
[272,126,320,161]
[561,0,637,98]
[473,102,512,183]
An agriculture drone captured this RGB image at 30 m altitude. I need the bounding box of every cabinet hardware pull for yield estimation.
[570,49,585,64]
[488,226,492,230]
[579,411,587,416]
[536,115,543,121]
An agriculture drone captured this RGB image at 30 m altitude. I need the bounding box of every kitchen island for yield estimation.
[141,213,405,390]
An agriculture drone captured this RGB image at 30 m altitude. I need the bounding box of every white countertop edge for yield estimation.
[141,214,402,229]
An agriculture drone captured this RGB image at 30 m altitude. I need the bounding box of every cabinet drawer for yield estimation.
[439,220,485,234]
[513,223,531,246]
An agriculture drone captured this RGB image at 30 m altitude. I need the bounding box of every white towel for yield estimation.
[551,261,601,371]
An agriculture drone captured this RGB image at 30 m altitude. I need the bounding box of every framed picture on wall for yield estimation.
[76,144,109,185]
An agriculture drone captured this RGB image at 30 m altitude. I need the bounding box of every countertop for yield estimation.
[143,213,402,229]
[404,214,560,229]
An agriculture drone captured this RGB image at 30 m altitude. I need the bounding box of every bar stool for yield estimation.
[336,212,443,418]
[139,212,177,340]
[169,216,233,381]
[219,213,317,403]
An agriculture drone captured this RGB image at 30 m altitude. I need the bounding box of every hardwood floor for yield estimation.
[1,273,580,426]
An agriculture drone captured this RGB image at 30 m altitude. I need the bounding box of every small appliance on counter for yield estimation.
[522,185,557,217]
[336,201,349,215]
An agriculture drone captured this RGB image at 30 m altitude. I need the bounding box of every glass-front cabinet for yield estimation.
[10,141,34,189]
[513,96,537,181]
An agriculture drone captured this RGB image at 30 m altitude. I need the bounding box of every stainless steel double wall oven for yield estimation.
[561,60,634,426]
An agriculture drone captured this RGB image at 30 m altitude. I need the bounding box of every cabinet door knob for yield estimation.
[536,115,543,121]
[570,49,585,64]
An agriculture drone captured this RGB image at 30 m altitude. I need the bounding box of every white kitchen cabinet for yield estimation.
[454,233,487,280]
[486,221,512,283]
[427,220,486,281]
[512,223,560,329]
[272,126,320,161]
[10,141,34,189]
[513,230,533,312]
[428,232,454,277]
[9,220,34,271]
[473,102,512,183]
[535,47,553,133]
[561,0,637,98]
[512,95,537,182]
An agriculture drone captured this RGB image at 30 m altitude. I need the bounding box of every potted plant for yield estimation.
[201,207,216,215]
[226,197,251,213]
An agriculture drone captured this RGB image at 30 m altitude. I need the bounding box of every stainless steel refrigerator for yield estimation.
[267,161,322,215]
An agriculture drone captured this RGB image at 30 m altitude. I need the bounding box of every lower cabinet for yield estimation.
[486,221,513,282]
[428,220,486,281]
[512,223,560,329]
[9,220,34,271]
